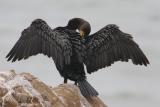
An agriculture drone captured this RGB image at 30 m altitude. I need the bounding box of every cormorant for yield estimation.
[6,18,149,97]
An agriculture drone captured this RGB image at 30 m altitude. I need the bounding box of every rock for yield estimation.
[0,70,107,107]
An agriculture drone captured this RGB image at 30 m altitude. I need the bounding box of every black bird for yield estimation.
[6,18,149,97]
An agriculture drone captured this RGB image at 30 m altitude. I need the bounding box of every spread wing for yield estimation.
[84,24,149,73]
[6,19,72,70]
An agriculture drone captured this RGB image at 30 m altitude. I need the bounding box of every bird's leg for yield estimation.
[74,81,78,85]
[64,78,67,84]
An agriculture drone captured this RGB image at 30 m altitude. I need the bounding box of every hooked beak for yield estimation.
[79,30,85,38]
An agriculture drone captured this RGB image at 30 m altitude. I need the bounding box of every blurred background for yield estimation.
[0,0,159,107]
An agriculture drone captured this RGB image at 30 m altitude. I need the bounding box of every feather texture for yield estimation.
[84,24,149,73]
[6,19,72,71]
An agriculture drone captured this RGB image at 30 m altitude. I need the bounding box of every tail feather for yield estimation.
[78,80,99,97]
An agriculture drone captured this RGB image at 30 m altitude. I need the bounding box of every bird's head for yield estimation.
[67,18,91,38]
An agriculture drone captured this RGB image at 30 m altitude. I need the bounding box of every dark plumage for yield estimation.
[6,18,149,97]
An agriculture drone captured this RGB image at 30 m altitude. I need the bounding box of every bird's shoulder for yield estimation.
[53,27,80,38]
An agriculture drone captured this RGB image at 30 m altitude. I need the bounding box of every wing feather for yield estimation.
[6,19,72,70]
[85,24,149,73]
